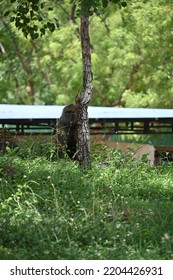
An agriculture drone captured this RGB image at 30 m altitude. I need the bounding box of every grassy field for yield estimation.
[0,141,173,260]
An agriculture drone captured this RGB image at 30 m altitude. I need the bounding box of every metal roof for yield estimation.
[0,104,173,120]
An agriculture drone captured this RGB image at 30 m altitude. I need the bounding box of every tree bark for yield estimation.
[76,14,92,170]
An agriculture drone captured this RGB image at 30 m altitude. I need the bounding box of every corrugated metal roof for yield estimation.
[88,107,173,120]
[0,104,64,120]
[0,104,173,120]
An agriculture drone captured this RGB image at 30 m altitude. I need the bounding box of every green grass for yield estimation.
[0,141,173,260]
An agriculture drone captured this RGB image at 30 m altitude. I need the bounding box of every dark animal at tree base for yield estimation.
[57,104,78,159]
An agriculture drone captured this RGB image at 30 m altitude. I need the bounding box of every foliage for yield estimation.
[0,142,173,259]
[0,0,173,107]
[121,0,173,108]
[1,0,126,39]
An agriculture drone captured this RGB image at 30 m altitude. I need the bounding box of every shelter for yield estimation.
[0,104,173,135]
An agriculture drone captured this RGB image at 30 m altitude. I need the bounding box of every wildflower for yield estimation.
[116,223,121,229]
[161,233,170,242]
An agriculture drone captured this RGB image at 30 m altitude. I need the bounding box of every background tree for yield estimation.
[1,0,127,169]
[1,0,173,165]
[1,0,172,107]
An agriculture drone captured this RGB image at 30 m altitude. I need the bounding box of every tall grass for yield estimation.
[0,140,173,259]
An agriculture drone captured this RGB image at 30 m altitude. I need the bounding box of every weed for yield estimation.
[0,143,173,259]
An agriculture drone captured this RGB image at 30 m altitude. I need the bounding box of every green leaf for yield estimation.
[4,11,10,17]
[93,7,99,14]
[102,0,108,8]
[23,17,30,24]
[80,8,93,17]
[30,10,34,19]
[31,32,39,40]
[18,4,29,14]
[76,9,81,17]
[33,25,38,31]
[40,2,46,9]
[31,4,39,12]
[47,22,55,32]
[121,2,127,7]
[40,27,45,36]
[15,19,22,28]
[10,16,15,22]
[89,10,94,16]
[54,18,60,29]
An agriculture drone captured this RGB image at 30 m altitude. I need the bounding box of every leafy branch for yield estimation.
[3,0,128,39]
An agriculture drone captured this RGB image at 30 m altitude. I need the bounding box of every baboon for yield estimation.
[57,104,78,159]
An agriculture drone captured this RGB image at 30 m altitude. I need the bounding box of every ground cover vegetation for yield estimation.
[0,140,173,260]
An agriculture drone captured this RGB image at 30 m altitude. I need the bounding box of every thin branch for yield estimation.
[98,15,110,34]
[31,40,51,85]
[113,62,141,106]
[0,41,24,103]
[69,3,77,23]
[0,16,35,103]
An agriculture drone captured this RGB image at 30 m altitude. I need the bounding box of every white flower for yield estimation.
[116,223,121,229]
[161,233,170,242]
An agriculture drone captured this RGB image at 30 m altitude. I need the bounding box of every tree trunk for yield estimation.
[76,14,92,170]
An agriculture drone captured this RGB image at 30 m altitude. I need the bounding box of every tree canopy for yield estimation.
[0,0,173,107]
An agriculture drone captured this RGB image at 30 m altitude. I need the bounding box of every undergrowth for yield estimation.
[0,140,173,259]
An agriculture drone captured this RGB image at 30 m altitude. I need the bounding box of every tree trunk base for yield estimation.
[76,103,91,170]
